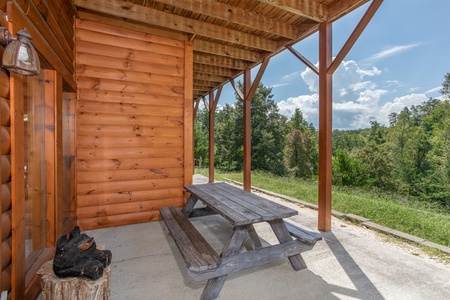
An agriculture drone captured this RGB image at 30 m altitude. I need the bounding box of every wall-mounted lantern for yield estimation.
[0,27,40,76]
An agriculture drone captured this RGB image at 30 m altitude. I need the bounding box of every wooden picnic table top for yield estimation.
[184,182,298,226]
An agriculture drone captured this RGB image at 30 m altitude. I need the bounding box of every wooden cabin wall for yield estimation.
[0,67,12,296]
[75,19,193,230]
[6,0,76,91]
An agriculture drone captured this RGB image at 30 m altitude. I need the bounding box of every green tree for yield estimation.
[354,142,394,189]
[285,108,317,178]
[215,83,288,175]
[194,108,209,165]
[440,73,450,99]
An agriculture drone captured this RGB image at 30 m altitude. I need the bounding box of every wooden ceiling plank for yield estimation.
[193,40,261,62]
[74,0,277,52]
[154,0,297,39]
[77,11,187,41]
[194,53,248,70]
[194,64,236,78]
[257,0,328,22]
[194,73,229,83]
[328,0,371,22]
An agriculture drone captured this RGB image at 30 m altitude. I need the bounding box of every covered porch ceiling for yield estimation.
[73,0,370,101]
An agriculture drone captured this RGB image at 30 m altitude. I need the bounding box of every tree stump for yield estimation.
[37,260,110,300]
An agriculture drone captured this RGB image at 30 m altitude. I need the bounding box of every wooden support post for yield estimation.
[207,86,222,183]
[243,69,252,191]
[242,57,270,192]
[184,41,194,192]
[318,22,333,232]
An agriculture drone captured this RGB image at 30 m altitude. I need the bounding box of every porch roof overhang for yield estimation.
[73,0,370,102]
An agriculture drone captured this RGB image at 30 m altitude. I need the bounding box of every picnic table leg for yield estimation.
[181,194,198,216]
[248,224,262,249]
[269,219,307,271]
[200,226,250,299]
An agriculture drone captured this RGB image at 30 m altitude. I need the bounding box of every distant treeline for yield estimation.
[194,74,450,208]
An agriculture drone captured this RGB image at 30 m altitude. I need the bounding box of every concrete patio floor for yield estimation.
[86,176,450,299]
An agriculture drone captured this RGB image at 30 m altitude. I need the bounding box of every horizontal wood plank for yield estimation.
[78,198,183,219]
[77,100,183,117]
[76,146,183,160]
[77,177,183,195]
[76,135,182,149]
[77,124,182,138]
[76,76,184,96]
[77,89,183,107]
[76,18,185,48]
[76,64,184,87]
[77,167,184,183]
[160,206,219,272]
[284,219,323,244]
[77,112,183,127]
[185,183,297,226]
[188,240,304,281]
[77,210,161,230]
[77,157,183,171]
[77,188,184,208]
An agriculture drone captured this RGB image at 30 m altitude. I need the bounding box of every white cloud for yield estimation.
[425,86,442,94]
[277,59,428,129]
[364,43,421,62]
[271,83,290,89]
[378,93,428,124]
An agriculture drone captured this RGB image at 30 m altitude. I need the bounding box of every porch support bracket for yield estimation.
[206,86,223,183]
[242,57,270,191]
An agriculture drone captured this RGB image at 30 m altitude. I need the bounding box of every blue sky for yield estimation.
[209,0,450,130]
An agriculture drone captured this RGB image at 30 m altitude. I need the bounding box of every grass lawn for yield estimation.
[196,169,450,248]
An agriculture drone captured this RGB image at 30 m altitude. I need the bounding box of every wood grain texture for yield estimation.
[75,18,187,229]
[160,206,219,272]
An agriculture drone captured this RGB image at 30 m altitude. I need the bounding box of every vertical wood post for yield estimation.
[243,69,251,191]
[10,73,25,300]
[318,22,333,232]
[184,41,194,195]
[208,91,215,183]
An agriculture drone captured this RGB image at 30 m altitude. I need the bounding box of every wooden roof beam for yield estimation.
[258,0,328,22]
[74,0,278,52]
[154,0,298,39]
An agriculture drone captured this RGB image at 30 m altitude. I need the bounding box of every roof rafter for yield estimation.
[153,0,298,39]
[74,0,278,52]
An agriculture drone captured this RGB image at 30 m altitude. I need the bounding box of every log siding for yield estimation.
[75,19,190,229]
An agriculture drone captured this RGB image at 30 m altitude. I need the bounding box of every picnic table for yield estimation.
[160,182,321,300]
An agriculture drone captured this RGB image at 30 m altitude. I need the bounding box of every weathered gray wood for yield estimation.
[189,206,218,218]
[269,219,307,270]
[200,276,227,300]
[248,224,262,249]
[160,206,220,272]
[185,183,298,226]
[188,240,304,281]
[284,218,322,244]
[181,194,199,216]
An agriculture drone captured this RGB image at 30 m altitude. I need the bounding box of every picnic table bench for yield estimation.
[160,182,321,300]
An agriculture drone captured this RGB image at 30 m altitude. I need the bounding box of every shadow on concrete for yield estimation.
[323,232,385,299]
